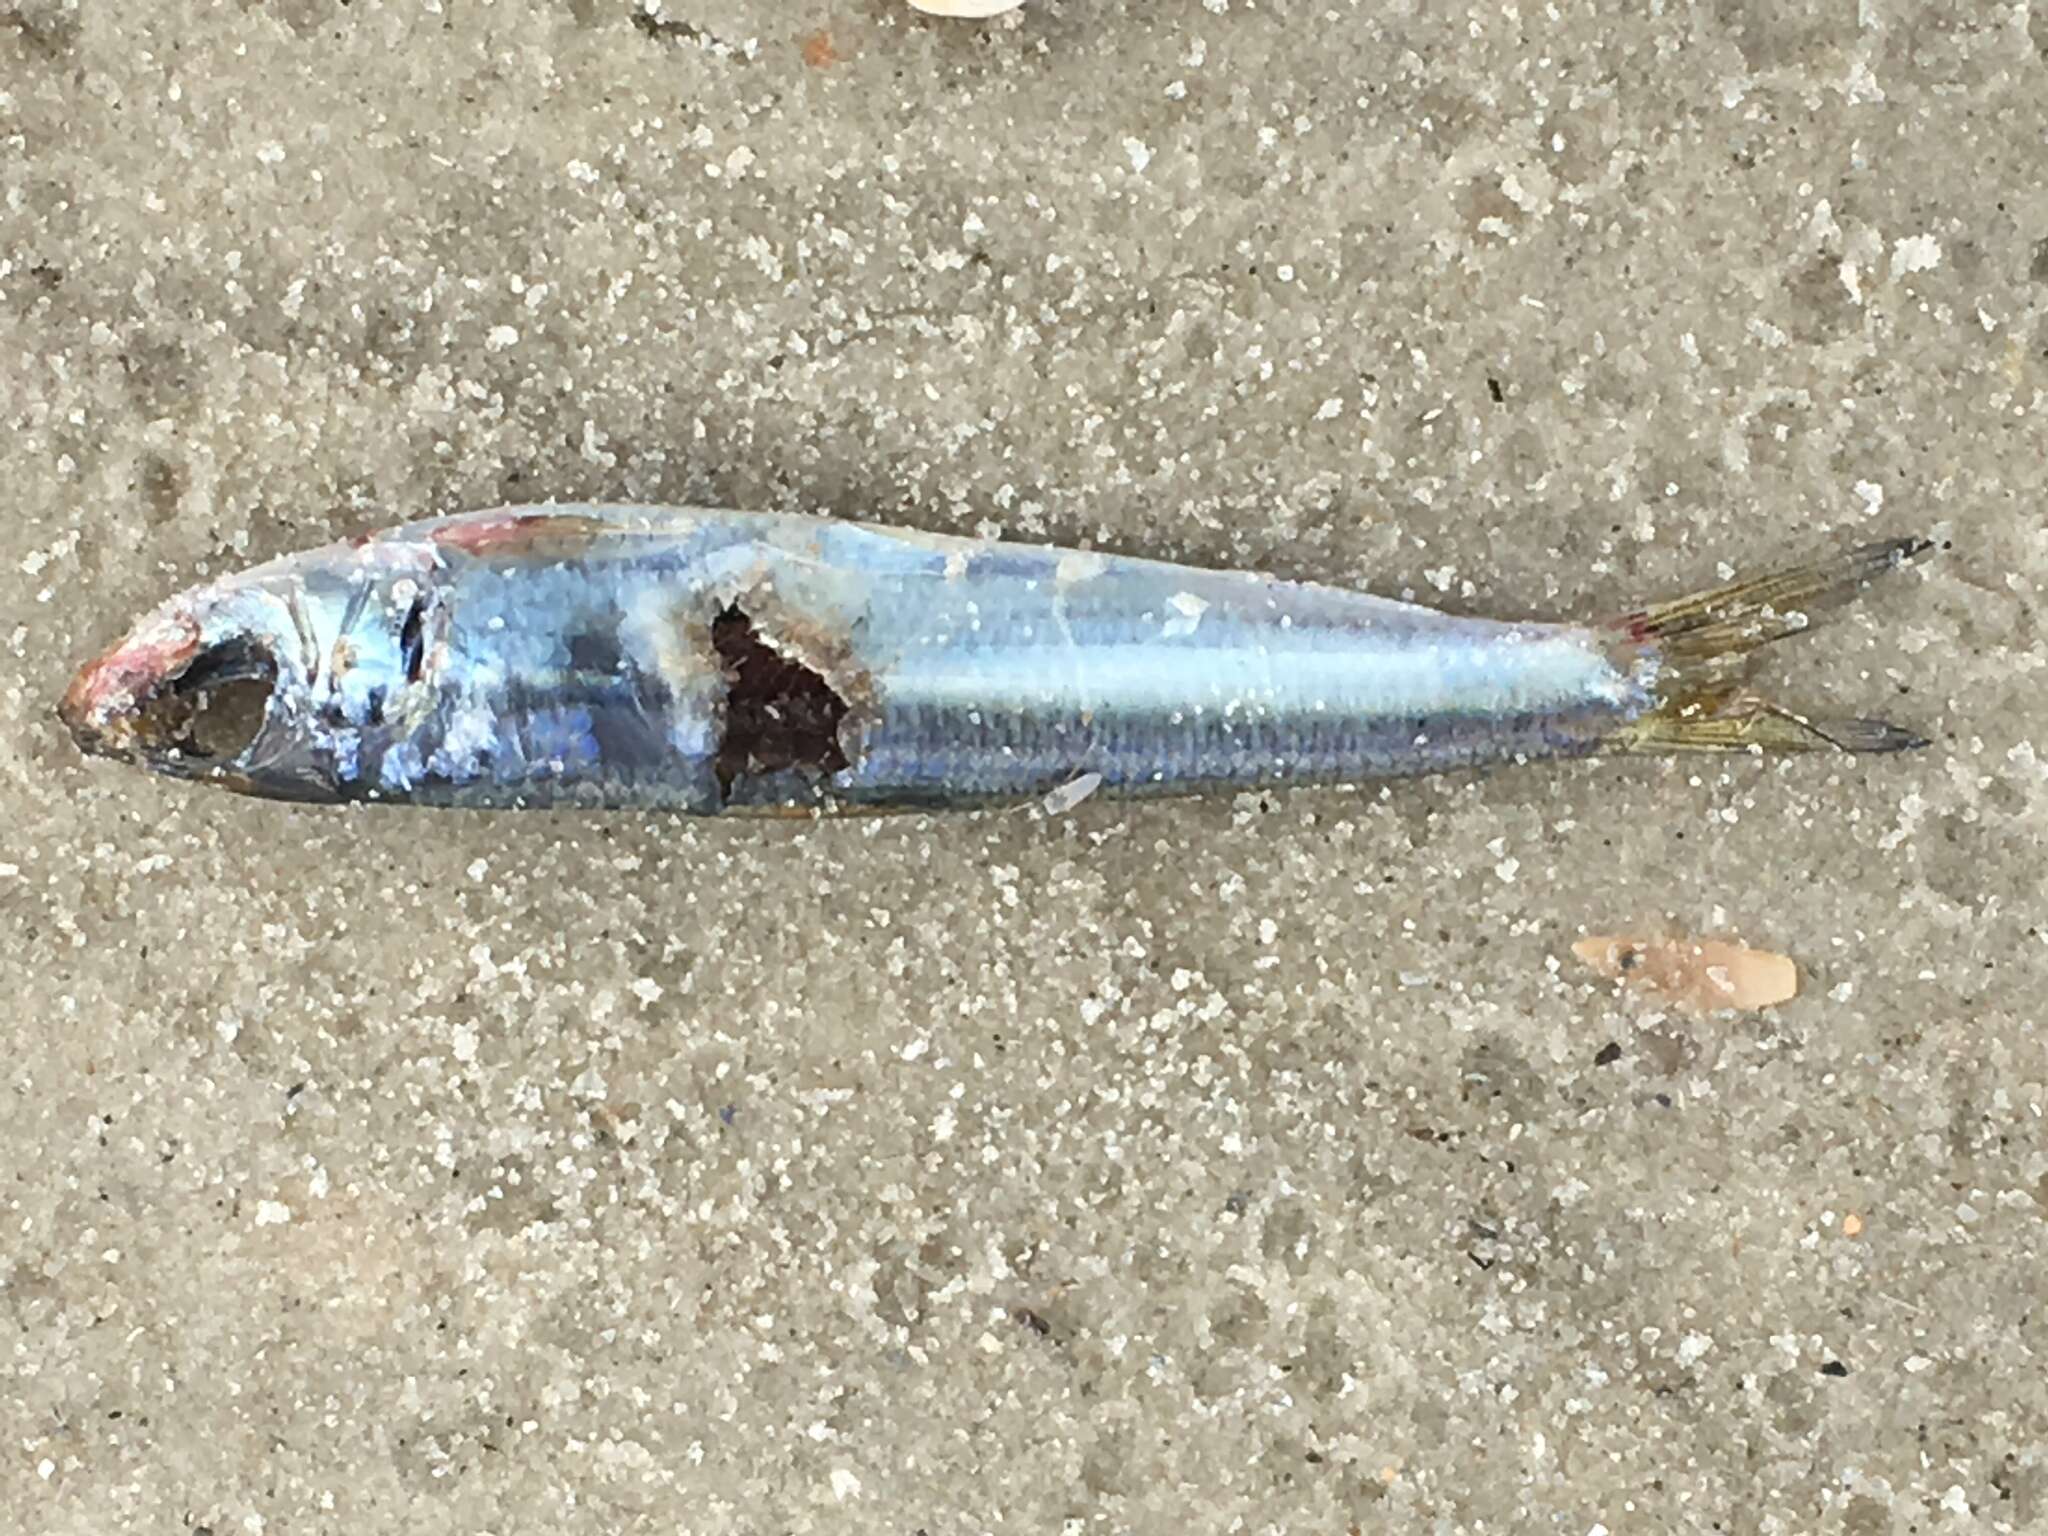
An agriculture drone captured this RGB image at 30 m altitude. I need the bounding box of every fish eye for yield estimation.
[138,638,277,762]
[398,595,428,685]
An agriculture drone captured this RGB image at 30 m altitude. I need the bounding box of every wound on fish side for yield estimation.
[709,604,853,802]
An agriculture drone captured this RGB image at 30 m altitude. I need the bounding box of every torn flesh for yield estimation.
[709,604,853,803]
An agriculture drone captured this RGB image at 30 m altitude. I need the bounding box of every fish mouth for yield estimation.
[61,620,280,774]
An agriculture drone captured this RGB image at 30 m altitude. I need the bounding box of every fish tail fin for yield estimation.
[1600,535,1934,756]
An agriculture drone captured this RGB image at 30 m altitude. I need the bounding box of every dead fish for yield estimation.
[57,505,1932,812]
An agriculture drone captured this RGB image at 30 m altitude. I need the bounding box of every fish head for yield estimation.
[59,538,444,801]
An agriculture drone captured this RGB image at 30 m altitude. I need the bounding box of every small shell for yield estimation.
[1040,771,1103,816]
[908,0,1026,16]
[1572,934,1798,1014]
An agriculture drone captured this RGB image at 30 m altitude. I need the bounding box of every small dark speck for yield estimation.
[1012,1307,1052,1336]
[1653,1093,1673,1108]
[1820,1360,1850,1377]
[631,10,735,50]
[285,1082,306,1100]
[1594,1041,1623,1066]
[1486,376,1504,403]
[1223,1191,1249,1215]
[718,1105,737,1125]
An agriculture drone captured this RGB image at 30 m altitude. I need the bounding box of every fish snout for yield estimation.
[57,661,108,755]
[60,612,205,761]
[59,605,285,773]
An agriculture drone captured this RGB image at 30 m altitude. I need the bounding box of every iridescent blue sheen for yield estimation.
[60,505,1658,811]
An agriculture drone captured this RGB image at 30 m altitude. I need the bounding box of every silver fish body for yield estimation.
[59,505,1928,810]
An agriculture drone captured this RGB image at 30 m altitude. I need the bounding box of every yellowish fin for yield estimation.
[1604,536,1934,755]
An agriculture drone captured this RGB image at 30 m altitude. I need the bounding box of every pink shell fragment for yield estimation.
[1572,935,1799,1013]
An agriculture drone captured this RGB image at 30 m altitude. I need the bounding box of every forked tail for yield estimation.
[1602,536,1934,755]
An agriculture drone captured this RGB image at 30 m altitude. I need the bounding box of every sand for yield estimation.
[4,2,2043,1530]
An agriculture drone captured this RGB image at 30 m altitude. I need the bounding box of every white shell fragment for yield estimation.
[1162,591,1210,638]
[1572,934,1799,1014]
[1040,771,1103,816]
[908,0,1027,15]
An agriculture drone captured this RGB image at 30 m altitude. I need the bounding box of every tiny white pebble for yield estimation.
[908,0,1024,14]
[1889,233,1941,280]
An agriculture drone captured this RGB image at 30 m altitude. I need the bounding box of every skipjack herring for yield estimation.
[59,505,1932,812]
